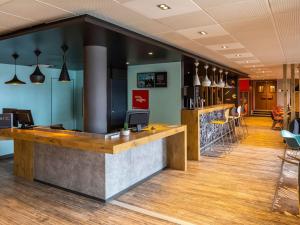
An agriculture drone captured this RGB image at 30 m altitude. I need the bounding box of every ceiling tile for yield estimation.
[0,0,11,5]
[205,0,270,23]
[90,6,149,26]
[194,35,235,45]
[128,20,173,34]
[220,16,285,66]
[221,17,274,33]
[269,0,300,13]
[41,0,150,26]
[122,0,201,19]
[157,11,215,30]
[206,42,244,51]
[156,32,190,44]
[0,0,71,22]
[177,24,228,39]
[114,0,132,3]
[0,10,31,29]
[224,52,254,59]
[215,49,248,55]
[234,59,260,64]
[39,0,119,14]
[244,64,264,68]
[271,9,300,63]
[192,0,244,9]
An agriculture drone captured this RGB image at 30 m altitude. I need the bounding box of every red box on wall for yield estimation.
[239,80,250,92]
[132,90,149,109]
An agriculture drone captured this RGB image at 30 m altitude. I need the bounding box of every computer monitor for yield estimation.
[16,110,34,129]
[125,110,150,131]
[3,108,18,127]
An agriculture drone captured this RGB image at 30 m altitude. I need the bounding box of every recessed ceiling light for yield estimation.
[148,52,153,55]
[126,62,130,65]
[246,61,249,63]
[157,4,171,10]
[221,45,228,49]
[198,31,207,35]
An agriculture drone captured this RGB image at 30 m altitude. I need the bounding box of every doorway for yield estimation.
[254,80,277,110]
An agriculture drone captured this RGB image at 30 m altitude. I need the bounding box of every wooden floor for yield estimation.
[0,117,299,224]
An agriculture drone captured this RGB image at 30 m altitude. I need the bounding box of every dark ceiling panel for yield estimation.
[0,14,247,77]
[0,21,84,70]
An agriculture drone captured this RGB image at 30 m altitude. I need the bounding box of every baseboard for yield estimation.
[0,153,14,160]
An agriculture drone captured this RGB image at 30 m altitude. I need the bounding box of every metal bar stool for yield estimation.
[240,105,248,135]
[210,108,235,153]
[229,106,245,140]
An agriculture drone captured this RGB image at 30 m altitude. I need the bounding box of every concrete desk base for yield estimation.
[34,139,166,200]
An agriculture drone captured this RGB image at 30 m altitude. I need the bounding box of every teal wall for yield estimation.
[0,64,83,156]
[127,62,182,124]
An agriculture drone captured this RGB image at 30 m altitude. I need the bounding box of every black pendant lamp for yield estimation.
[5,53,26,85]
[30,49,46,84]
[58,44,71,82]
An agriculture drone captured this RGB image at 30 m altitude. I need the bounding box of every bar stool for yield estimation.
[210,108,235,153]
[229,106,244,140]
[228,107,239,143]
[240,105,249,135]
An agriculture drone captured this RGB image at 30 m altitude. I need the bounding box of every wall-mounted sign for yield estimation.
[0,113,13,129]
[239,79,250,92]
[137,72,167,88]
[132,90,149,109]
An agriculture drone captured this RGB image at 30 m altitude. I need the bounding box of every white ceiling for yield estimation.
[0,0,299,79]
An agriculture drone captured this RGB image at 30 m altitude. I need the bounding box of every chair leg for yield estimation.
[241,116,248,135]
[230,119,238,143]
[238,117,245,139]
[271,120,276,129]
[244,117,248,134]
[298,164,300,216]
[279,145,288,174]
[235,118,242,141]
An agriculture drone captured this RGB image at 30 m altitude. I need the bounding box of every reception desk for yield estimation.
[0,124,186,200]
[181,104,234,160]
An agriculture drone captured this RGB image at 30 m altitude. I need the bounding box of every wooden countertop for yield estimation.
[0,124,186,155]
[182,104,235,115]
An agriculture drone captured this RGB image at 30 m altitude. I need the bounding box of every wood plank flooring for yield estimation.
[0,117,299,224]
[117,117,300,224]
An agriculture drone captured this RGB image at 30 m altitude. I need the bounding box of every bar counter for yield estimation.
[181,104,234,160]
[0,124,186,200]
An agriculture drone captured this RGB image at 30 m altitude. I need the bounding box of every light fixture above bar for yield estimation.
[5,53,26,85]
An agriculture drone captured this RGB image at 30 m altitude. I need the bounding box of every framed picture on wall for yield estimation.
[137,72,155,88]
[154,72,167,87]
